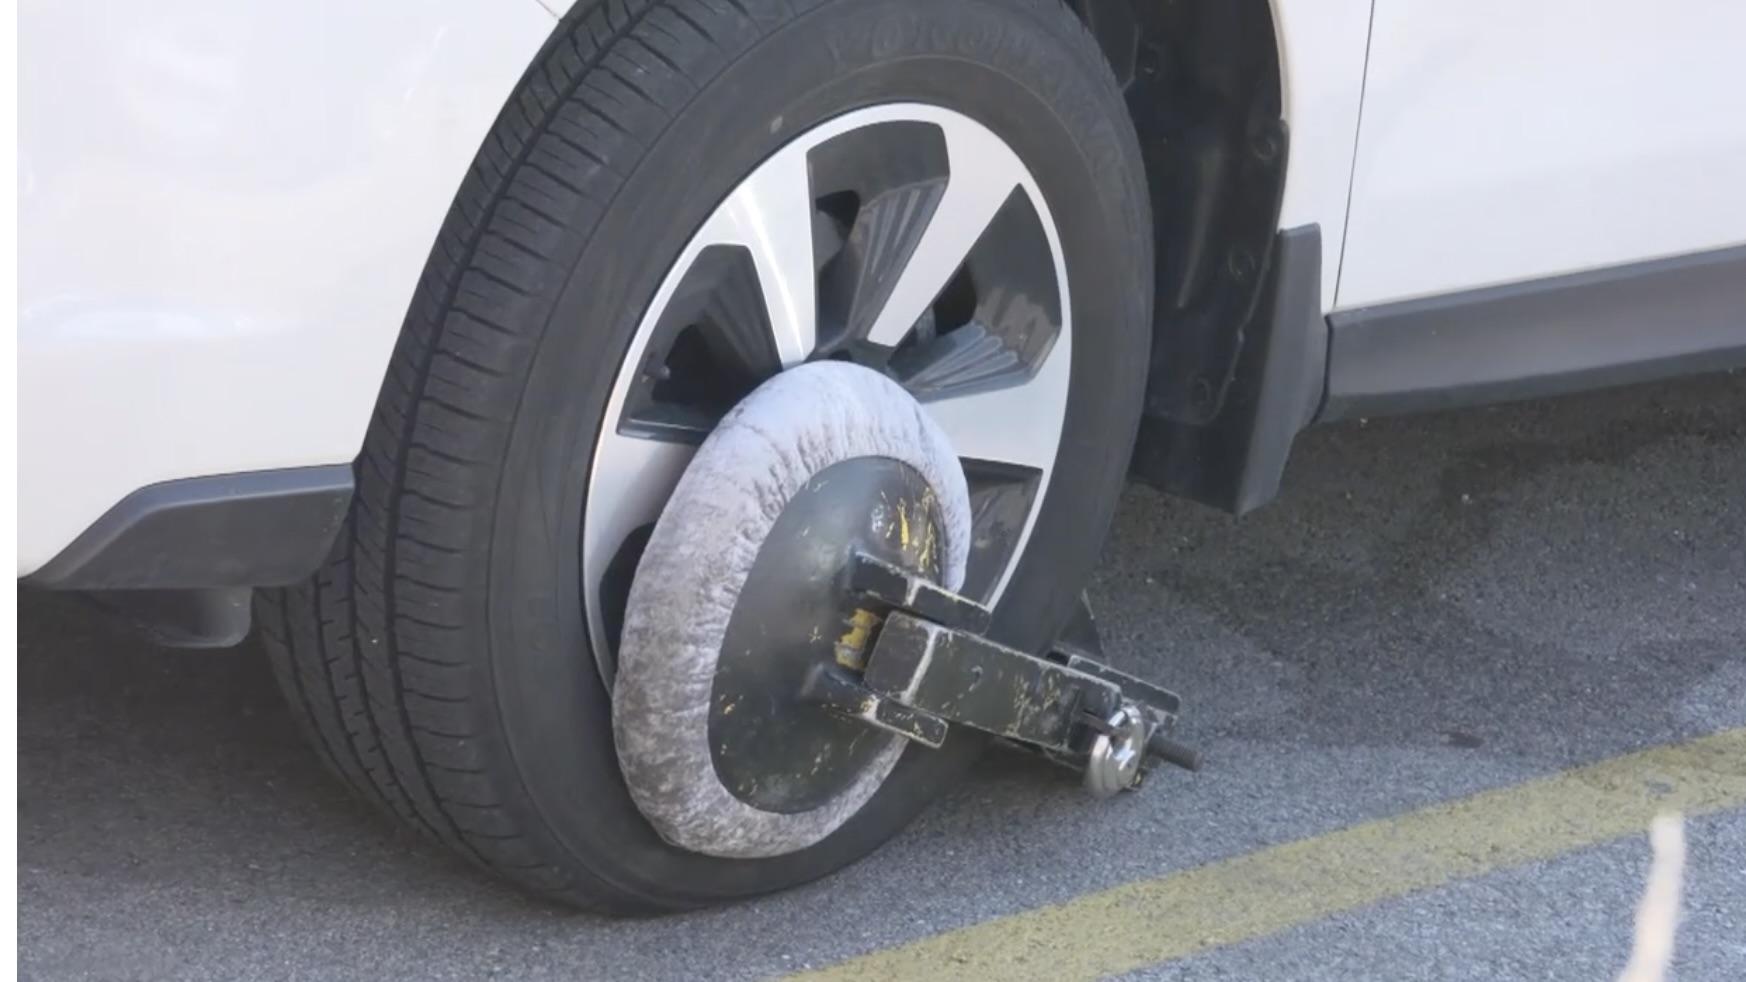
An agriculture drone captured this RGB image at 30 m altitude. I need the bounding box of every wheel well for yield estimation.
[1068,0,1287,424]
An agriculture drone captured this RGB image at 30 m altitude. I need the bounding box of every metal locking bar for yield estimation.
[805,552,1199,795]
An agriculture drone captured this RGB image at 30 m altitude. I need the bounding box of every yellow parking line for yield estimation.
[792,727,1746,982]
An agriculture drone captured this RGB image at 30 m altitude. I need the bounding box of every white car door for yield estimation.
[1335,0,1746,308]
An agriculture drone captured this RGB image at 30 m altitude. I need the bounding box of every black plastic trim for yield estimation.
[80,587,255,648]
[1320,245,1746,421]
[1130,224,1325,515]
[26,466,353,590]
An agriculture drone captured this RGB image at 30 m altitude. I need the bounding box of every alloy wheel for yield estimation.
[582,103,1072,682]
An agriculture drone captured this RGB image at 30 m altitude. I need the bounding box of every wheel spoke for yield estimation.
[862,122,1027,348]
[921,329,1070,473]
[714,147,818,367]
[582,429,697,667]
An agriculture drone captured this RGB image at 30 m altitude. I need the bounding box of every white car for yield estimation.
[19,0,1746,911]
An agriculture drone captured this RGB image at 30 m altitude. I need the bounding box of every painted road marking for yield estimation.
[792,727,1746,982]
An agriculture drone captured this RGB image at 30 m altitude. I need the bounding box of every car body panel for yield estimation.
[1270,0,1373,306]
[1338,0,1746,307]
[16,0,557,574]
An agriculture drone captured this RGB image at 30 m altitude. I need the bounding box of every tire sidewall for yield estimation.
[488,0,1152,905]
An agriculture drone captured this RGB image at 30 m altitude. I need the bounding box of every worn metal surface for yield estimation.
[863,613,1101,749]
[709,459,948,815]
[835,564,1191,790]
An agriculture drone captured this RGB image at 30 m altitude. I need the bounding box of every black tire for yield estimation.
[258,0,1153,912]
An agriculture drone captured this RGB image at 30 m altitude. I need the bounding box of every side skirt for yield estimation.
[1320,244,1746,421]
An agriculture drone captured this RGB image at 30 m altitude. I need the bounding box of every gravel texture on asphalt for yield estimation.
[19,370,1746,981]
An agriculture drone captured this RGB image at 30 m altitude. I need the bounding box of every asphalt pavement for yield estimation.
[18,369,1746,981]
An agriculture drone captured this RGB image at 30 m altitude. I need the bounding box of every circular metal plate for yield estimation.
[611,362,971,858]
[709,456,946,813]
